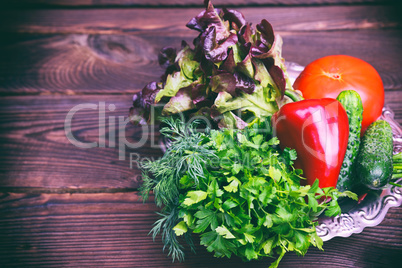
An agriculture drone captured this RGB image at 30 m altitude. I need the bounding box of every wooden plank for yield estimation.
[0,95,163,189]
[0,29,401,95]
[0,5,401,95]
[0,34,163,95]
[0,5,400,95]
[0,0,393,8]
[0,192,401,267]
[1,6,400,35]
[280,30,402,89]
[0,94,401,190]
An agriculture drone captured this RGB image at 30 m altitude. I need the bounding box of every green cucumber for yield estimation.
[354,120,394,190]
[336,90,363,192]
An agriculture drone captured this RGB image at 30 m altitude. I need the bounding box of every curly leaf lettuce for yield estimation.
[130,0,299,128]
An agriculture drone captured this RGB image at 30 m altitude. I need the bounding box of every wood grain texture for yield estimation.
[0,5,401,95]
[0,93,401,190]
[0,95,163,189]
[1,6,401,34]
[0,31,401,95]
[0,0,394,8]
[0,34,162,95]
[0,192,401,267]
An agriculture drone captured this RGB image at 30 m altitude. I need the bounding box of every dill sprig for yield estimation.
[139,118,217,261]
[149,203,186,262]
[140,118,217,205]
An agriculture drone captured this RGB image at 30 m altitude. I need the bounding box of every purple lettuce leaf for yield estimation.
[202,27,238,63]
[252,57,286,99]
[239,23,254,45]
[191,83,209,106]
[267,64,286,99]
[159,47,179,82]
[162,87,196,115]
[250,40,270,59]
[133,82,161,111]
[210,70,255,97]
[130,82,162,125]
[261,57,285,99]
[257,19,274,47]
[249,20,276,59]
[210,72,237,96]
[220,48,236,73]
[222,7,246,31]
[233,72,255,94]
[158,47,177,69]
[186,0,229,43]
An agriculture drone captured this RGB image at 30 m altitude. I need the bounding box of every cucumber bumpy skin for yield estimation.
[354,120,394,190]
[336,90,363,192]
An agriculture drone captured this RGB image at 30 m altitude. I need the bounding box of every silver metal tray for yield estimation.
[159,62,402,241]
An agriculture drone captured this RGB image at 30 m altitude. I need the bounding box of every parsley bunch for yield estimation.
[140,118,356,268]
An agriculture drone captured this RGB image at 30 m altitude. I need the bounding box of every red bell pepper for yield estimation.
[272,98,349,189]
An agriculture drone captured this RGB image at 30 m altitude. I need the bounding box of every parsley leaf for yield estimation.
[193,207,219,233]
[182,191,208,206]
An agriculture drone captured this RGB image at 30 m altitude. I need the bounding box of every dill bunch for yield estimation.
[139,118,217,260]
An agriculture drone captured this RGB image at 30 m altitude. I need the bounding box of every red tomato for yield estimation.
[293,55,384,134]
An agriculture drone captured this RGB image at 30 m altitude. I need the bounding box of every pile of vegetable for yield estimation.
[130,1,402,267]
[293,55,401,194]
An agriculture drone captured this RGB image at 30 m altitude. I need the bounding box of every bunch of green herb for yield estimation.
[140,118,357,268]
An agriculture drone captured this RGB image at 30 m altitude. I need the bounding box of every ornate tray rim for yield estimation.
[316,106,402,241]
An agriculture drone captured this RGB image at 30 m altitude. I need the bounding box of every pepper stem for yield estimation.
[284,89,304,102]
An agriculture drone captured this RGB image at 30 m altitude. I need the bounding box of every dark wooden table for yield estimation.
[1,0,401,267]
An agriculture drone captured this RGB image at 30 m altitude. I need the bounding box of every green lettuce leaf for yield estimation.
[155,71,193,103]
[213,84,278,119]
